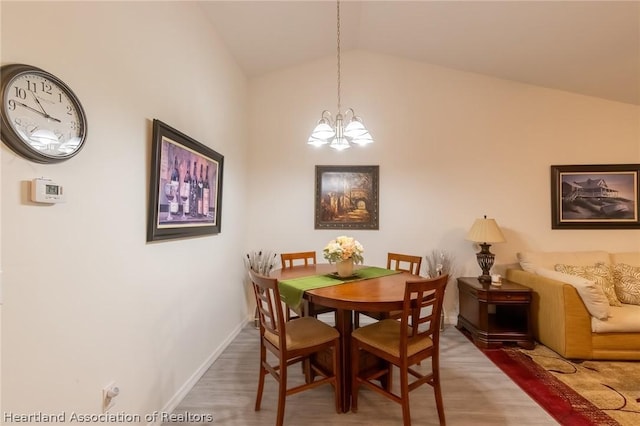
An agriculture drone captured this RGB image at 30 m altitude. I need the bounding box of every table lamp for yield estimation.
[466,215,506,283]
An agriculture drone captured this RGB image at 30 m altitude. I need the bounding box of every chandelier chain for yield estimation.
[307,0,373,150]
[336,0,341,113]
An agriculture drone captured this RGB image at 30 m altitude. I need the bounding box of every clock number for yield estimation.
[13,86,27,99]
[70,121,79,130]
[40,81,53,95]
[25,80,37,93]
[58,92,63,103]
[7,99,16,111]
[66,105,74,115]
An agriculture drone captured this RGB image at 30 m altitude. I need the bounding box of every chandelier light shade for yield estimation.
[307,0,373,151]
[466,215,506,283]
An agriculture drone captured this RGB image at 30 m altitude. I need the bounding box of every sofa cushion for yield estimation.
[535,267,610,320]
[612,263,640,305]
[611,252,640,267]
[592,304,640,333]
[518,251,610,273]
[555,263,622,307]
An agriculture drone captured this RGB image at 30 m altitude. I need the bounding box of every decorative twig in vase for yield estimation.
[425,249,455,331]
[244,250,279,275]
[244,250,279,328]
[425,249,455,278]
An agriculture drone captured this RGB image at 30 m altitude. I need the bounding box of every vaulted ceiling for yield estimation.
[200,1,640,105]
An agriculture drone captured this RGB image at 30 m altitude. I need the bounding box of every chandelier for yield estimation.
[307,0,373,151]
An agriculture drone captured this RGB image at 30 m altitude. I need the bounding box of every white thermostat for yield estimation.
[31,178,66,204]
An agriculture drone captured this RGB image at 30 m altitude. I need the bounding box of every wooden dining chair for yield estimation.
[280,251,336,322]
[351,274,448,426]
[249,269,341,426]
[354,252,423,328]
[280,251,317,268]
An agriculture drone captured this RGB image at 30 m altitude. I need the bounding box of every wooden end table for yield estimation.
[456,276,534,349]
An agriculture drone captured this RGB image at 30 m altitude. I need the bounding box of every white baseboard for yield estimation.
[147,320,245,426]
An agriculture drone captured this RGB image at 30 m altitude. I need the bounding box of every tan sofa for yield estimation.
[506,251,640,360]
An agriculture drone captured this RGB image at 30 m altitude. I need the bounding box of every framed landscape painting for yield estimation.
[147,119,224,241]
[551,164,640,229]
[315,165,379,230]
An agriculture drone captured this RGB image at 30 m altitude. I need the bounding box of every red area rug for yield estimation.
[483,348,621,425]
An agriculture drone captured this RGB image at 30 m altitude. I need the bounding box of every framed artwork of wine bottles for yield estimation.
[147,119,224,241]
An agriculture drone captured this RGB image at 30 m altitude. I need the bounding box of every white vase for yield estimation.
[336,259,354,277]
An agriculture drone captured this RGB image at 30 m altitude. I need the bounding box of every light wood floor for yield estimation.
[166,318,558,425]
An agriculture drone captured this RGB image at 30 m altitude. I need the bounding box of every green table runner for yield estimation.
[278,266,402,310]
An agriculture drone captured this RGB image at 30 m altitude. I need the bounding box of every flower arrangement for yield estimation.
[323,236,364,264]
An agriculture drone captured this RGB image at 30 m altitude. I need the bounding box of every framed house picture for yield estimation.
[315,165,379,230]
[551,164,640,229]
[147,119,224,241]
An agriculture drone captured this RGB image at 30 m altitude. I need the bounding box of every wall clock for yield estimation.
[0,63,88,163]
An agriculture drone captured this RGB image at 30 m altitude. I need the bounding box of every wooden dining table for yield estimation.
[270,263,421,412]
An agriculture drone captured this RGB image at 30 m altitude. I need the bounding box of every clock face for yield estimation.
[0,64,87,163]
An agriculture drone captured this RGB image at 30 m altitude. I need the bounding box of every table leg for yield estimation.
[334,308,353,413]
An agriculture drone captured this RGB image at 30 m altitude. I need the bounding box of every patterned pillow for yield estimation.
[612,263,640,305]
[554,263,621,307]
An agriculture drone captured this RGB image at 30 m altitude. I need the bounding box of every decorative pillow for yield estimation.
[612,263,640,305]
[517,251,610,273]
[554,263,621,307]
[536,268,610,320]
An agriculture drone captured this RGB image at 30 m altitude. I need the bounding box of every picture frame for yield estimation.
[551,164,640,229]
[315,165,379,230]
[147,119,224,241]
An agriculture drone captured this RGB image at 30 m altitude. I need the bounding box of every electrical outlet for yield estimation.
[102,382,119,413]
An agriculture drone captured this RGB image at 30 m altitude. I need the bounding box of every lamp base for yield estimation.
[475,243,495,284]
[478,274,492,283]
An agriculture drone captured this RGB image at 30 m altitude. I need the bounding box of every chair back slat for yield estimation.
[400,275,448,354]
[281,251,317,269]
[249,269,285,343]
[387,252,422,275]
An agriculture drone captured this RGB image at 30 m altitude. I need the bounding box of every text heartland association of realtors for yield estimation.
[3,411,214,423]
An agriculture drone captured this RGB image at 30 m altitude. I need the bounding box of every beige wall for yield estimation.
[1,1,249,420]
[247,50,640,318]
[1,0,639,422]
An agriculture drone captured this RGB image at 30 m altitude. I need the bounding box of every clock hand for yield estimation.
[30,91,47,114]
[13,100,62,123]
[45,114,61,123]
[13,100,45,116]
[29,93,62,123]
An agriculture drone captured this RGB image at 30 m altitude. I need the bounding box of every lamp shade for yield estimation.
[466,217,506,244]
[310,121,335,140]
